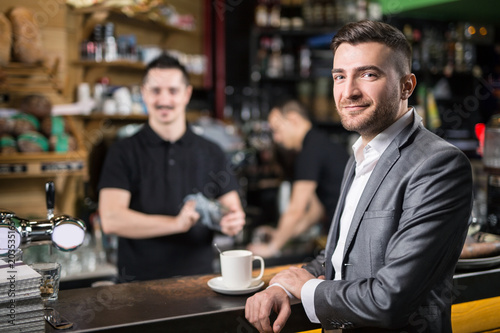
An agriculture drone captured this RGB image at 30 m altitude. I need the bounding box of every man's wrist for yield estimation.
[267,283,295,299]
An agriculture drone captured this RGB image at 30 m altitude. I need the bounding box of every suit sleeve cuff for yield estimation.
[301,279,323,324]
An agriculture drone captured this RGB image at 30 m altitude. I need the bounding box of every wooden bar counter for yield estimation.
[45,264,320,333]
[45,265,500,332]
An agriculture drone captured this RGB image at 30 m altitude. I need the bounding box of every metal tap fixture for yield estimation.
[0,181,87,255]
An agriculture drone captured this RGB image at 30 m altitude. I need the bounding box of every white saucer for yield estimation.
[207,277,264,295]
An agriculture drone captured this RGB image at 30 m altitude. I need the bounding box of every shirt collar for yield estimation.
[143,123,196,147]
[351,108,415,163]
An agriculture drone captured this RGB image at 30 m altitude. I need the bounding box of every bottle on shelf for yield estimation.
[257,36,272,77]
[255,0,268,27]
[356,0,368,21]
[93,24,103,62]
[311,0,324,26]
[103,22,118,62]
[269,0,281,28]
[282,39,295,77]
[301,0,313,26]
[299,45,311,78]
[266,35,284,78]
[313,77,330,121]
[324,0,336,26]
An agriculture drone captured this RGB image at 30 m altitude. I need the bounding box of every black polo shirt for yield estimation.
[294,128,348,230]
[98,124,239,281]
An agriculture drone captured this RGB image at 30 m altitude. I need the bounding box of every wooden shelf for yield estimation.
[0,116,87,217]
[75,60,146,70]
[67,1,212,112]
[70,5,194,39]
[0,62,66,105]
[73,61,205,88]
[79,114,148,121]
[0,116,87,178]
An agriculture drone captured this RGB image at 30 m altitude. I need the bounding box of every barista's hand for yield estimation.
[247,243,280,259]
[220,209,245,236]
[176,200,200,233]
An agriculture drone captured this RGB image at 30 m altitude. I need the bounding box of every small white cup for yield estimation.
[220,250,265,290]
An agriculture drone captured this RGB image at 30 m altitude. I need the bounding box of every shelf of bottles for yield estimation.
[393,19,499,150]
[249,0,382,122]
[251,0,384,79]
[402,21,493,76]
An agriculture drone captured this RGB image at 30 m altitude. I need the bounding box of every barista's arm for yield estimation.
[218,190,246,236]
[247,181,323,257]
[98,188,199,238]
[293,191,324,236]
[269,181,321,251]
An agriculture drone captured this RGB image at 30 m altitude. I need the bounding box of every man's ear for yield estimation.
[401,73,417,100]
[185,84,193,100]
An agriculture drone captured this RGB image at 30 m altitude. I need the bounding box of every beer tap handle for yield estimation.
[46,181,55,220]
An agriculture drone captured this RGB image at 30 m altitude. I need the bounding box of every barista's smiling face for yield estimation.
[141,68,192,128]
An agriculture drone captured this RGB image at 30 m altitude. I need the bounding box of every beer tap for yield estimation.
[0,181,87,255]
[46,181,55,220]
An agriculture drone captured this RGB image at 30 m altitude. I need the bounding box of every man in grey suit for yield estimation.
[245,20,473,333]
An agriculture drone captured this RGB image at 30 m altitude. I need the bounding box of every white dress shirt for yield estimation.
[301,108,415,323]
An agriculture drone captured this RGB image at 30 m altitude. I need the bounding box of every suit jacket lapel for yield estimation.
[325,157,356,280]
[341,145,400,260]
[340,112,424,271]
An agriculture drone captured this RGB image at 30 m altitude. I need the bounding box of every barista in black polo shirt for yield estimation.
[248,100,348,258]
[98,54,245,281]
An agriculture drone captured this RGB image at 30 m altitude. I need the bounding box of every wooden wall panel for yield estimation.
[0,0,69,101]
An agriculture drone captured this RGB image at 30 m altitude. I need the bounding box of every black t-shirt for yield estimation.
[294,128,348,230]
[98,124,239,281]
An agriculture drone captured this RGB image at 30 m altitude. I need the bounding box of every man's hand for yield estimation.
[219,209,245,236]
[245,286,291,333]
[176,200,199,233]
[270,266,322,299]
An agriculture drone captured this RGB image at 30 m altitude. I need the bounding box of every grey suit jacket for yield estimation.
[303,112,473,332]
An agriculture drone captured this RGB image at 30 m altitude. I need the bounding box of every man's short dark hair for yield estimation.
[331,20,412,76]
[274,99,310,121]
[143,53,190,85]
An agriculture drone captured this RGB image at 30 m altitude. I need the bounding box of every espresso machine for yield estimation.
[483,114,500,235]
[0,181,87,256]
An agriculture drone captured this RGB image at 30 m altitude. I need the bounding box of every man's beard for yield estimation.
[338,90,401,137]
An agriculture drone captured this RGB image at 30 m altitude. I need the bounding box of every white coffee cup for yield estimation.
[220,250,265,290]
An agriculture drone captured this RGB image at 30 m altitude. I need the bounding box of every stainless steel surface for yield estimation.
[46,181,55,220]
[0,182,87,253]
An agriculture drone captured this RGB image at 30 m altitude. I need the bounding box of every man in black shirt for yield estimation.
[98,54,245,281]
[248,100,348,258]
